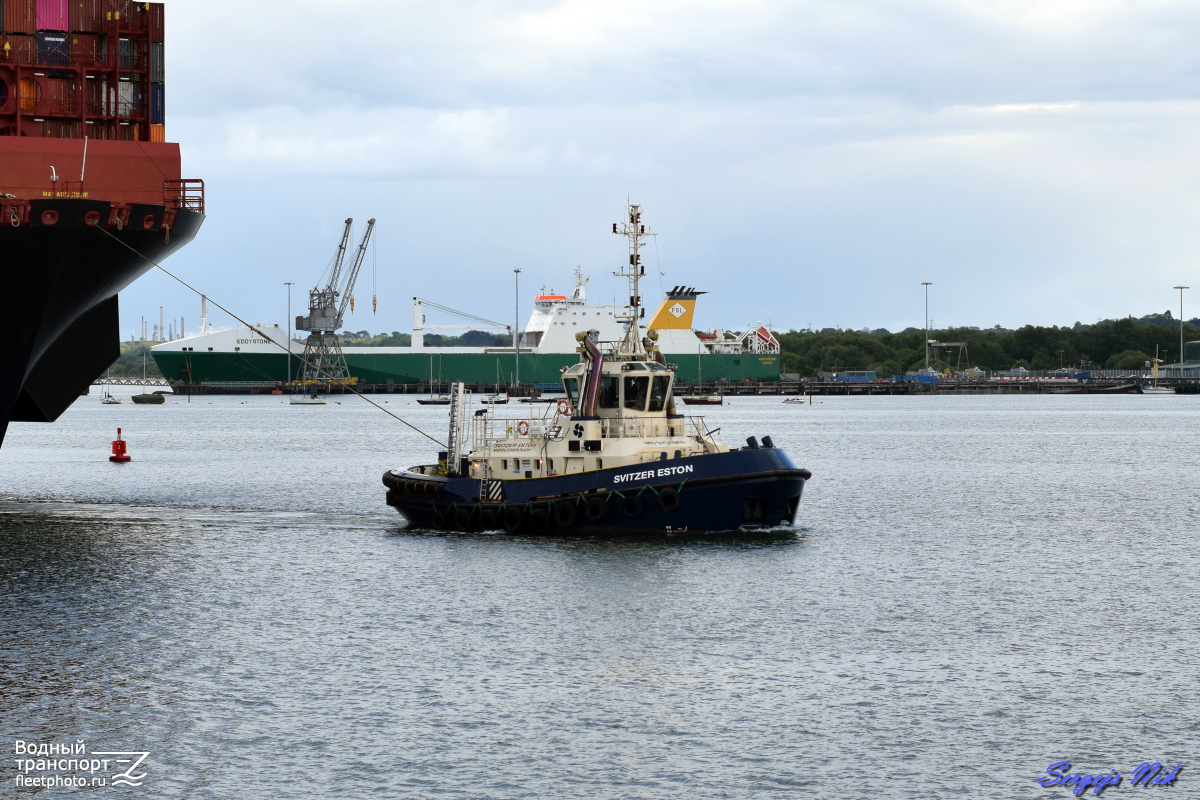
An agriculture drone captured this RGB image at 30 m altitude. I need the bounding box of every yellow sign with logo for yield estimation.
[648,296,697,330]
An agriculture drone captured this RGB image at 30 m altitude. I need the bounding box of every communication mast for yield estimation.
[612,202,656,356]
[295,218,376,389]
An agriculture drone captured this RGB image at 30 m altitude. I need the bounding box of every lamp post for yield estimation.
[513,269,522,388]
[1174,285,1189,369]
[921,281,933,371]
[285,281,294,384]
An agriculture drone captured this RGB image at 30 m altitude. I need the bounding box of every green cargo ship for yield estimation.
[152,274,781,386]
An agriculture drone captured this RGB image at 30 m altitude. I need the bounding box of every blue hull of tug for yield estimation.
[383,448,809,534]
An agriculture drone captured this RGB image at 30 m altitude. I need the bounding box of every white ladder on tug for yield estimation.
[446,381,467,474]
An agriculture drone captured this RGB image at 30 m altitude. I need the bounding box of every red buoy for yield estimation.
[110,428,131,463]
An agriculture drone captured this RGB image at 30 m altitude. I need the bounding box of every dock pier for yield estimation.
[138,377,1200,396]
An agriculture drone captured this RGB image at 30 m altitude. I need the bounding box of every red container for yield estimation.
[121,1,147,32]
[3,0,36,34]
[83,118,112,138]
[36,0,69,31]
[68,32,105,66]
[114,119,139,140]
[0,33,37,64]
[42,118,81,138]
[68,0,105,33]
[147,2,162,42]
[38,76,76,115]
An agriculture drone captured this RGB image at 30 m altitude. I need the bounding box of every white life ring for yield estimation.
[517,420,530,436]
[556,398,571,415]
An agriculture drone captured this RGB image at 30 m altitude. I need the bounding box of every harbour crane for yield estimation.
[295,218,376,391]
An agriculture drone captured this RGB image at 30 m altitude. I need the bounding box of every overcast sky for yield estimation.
[124,0,1200,338]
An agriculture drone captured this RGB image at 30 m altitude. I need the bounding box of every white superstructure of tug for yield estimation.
[423,203,733,484]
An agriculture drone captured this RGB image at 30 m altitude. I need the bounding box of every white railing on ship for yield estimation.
[467,412,714,451]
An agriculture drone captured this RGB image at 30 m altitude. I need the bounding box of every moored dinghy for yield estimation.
[383,203,810,534]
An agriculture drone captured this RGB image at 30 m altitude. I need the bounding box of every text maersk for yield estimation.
[613,464,694,484]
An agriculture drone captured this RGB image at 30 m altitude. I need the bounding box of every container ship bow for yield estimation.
[0,1,202,445]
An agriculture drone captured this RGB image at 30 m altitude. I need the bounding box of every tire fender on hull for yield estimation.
[622,495,644,518]
[657,486,681,513]
[552,500,576,529]
[502,506,523,533]
[584,495,610,523]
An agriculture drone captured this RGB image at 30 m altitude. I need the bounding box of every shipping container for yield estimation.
[148,39,161,80]
[35,0,68,31]
[0,33,36,63]
[41,117,81,137]
[68,0,104,33]
[148,1,162,42]
[122,1,147,32]
[148,79,161,123]
[116,34,139,68]
[83,117,111,138]
[3,0,35,34]
[84,73,107,114]
[18,74,37,110]
[115,119,138,140]
[68,31,103,65]
[115,73,138,116]
[39,75,75,114]
[36,30,68,65]
[149,121,163,141]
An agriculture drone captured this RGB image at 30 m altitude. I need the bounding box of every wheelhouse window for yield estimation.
[563,377,580,407]
[648,376,671,412]
[598,376,620,409]
[624,376,649,411]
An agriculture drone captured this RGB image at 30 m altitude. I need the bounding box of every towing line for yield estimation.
[94,225,447,448]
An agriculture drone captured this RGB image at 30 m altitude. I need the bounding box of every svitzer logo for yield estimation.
[669,303,687,318]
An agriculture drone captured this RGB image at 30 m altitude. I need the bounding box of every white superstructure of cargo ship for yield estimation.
[161,269,778,358]
[152,268,781,385]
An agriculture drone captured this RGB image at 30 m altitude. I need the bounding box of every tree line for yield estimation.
[776,316,1199,376]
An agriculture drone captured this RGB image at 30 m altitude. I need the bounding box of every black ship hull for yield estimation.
[384,448,809,535]
[0,198,203,445]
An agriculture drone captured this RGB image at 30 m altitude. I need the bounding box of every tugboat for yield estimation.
[382,204,810,533]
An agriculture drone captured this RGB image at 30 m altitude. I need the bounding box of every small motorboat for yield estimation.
[290,394,327,406]
[680,393,723,406]
[129,355,165,404]
[131,392,166,405]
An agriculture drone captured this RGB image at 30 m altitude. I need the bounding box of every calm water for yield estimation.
[2,392,1197,798]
